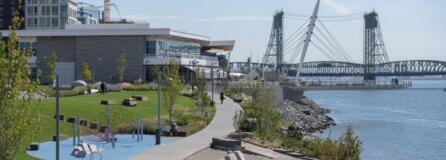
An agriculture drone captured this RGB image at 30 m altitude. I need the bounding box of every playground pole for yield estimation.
[55,75,60,160]
[141,119,144,140]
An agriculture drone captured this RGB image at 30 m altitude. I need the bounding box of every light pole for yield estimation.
[155,75,161,145]
[55,75,60,160]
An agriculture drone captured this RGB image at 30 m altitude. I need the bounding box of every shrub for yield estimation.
[122,83,158,91]
[280,126,362,160]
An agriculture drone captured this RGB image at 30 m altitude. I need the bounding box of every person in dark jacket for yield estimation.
[100,82,106,95]
[220,92,225,104]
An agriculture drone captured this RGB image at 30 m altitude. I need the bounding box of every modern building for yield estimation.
[76,2,100,24]
[0,0,24,29]
[1,24,234,85]
[25,0,81,30]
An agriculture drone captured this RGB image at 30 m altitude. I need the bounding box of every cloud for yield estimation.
[322,0,352,15]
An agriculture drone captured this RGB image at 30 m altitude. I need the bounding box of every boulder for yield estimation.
[131,95,148,101]
[71,80,87,88]
[122,98,138,107]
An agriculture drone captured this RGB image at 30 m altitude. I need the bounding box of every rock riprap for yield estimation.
[278,97,335,137]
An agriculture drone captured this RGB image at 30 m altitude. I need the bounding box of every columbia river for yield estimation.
[307,80,446,160]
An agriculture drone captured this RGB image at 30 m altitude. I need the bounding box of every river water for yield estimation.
[306,80,446,160]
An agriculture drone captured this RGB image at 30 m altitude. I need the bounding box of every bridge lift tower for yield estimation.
[261,10,284,80]
[364,11,390,80]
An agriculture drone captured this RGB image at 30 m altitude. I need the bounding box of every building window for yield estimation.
[52,6,58,15]
[33,18,37,27]
[38,17,44,27]
[146,41,157,56]
[41,6,45,15]
[46,17,50,27]
[0,19,3,28]
[27,6,33,16]
[26,18,33,27]
[52,0,58,4]
[52,17,58,27]
[0,7,3,17]
[33,6,38,15]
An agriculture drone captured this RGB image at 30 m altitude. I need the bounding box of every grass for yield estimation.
[17,90,211,160]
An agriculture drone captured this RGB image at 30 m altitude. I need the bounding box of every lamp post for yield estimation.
[155,75,161,145]
[55,75,60,160]
[191,60,199,90]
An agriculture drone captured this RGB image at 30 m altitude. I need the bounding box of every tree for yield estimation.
[194,67,207,114]
[82,63,92,82]
[245,89,281,142]
[162,59,182,123]
[47,52,58,85]
[0,13,40,160]
[117,51,127,82]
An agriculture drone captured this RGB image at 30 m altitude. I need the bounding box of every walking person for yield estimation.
[220,92,225,104]
[100,82,106,95]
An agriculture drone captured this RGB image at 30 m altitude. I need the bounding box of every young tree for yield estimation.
[47,52,58,85]
[117,51,127,82]
[248,89,281,141]
[82,63,92,82]
[194,67,207,113]
[0,14,40,160]
[162,59,182,123]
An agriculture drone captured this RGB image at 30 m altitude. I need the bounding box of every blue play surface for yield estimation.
[27,134,171,160]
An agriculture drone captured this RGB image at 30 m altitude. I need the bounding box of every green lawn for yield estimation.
[18,91,205,160]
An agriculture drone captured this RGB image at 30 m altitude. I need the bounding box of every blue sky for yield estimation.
[80,0,446,63]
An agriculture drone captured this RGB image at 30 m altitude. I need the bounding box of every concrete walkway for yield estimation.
[129,93,240,160]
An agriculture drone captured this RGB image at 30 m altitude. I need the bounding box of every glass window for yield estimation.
[41,6,45,15]
[27,6,32,15]
[52,6,58,15]
[38,17,44,27]
[45,18,48,27]
[26,18,32,27]
[33,6,38,15]
[44,6,49,15]
[0,7,3,17]
[33,18,37,26]
[52,17,58,27]
[52,0,58,4]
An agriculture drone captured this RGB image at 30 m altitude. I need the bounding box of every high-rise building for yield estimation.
[76,3,100,24]
[25,0,80,30]
[0,0,24,29]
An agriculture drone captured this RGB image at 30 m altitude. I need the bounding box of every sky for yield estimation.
[80,0,446,63]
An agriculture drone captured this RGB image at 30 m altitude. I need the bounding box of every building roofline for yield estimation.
[0,24,211,42]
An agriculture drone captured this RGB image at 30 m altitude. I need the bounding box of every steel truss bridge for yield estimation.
[229,0,446,80]
[230,60,446,77]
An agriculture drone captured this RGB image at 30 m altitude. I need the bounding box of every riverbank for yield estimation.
[278,96,335,138]
[307,80,446,160]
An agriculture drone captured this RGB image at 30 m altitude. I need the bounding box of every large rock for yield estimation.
[278,97,335,138]
[71,80,87,88]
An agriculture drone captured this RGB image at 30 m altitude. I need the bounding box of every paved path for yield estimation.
[129,93,240,160]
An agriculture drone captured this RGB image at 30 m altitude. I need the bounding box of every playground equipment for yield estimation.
[135,119,144,142]
[73,117,81,146]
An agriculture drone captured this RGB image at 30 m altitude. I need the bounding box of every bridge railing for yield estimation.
[300,80,412,89]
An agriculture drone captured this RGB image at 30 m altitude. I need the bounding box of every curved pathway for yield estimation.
[129,93,240,160]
